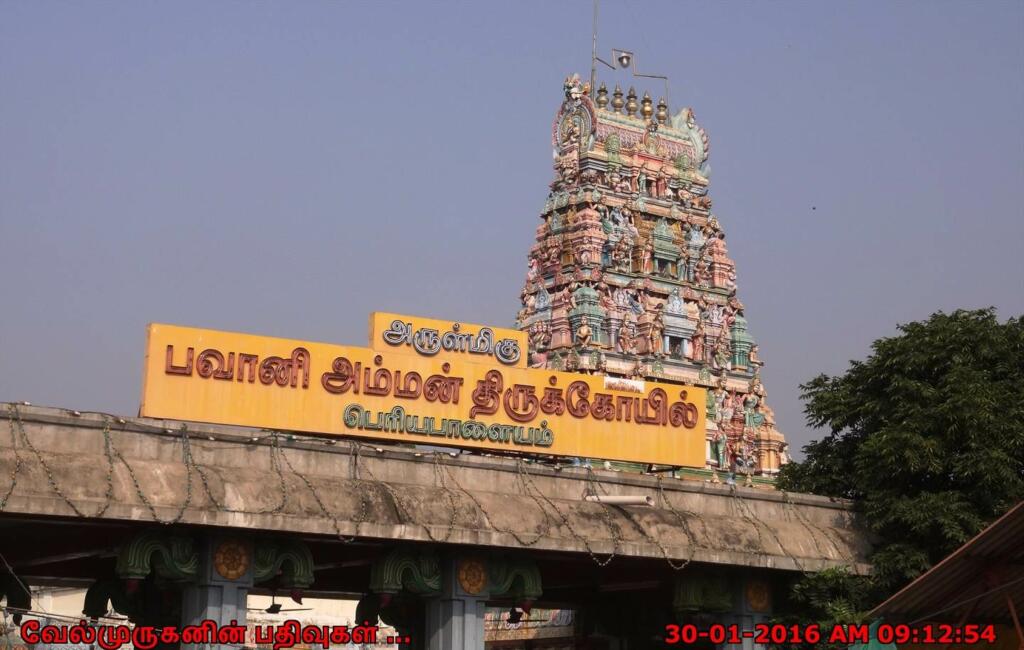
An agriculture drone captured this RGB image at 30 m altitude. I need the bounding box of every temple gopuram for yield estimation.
[516,74,788,483]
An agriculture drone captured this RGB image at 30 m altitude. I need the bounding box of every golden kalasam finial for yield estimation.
[611,85,624,113]
[625,86,638,117]
[641,91,653,120]
[596,82,609,109]
[656,97,669,124]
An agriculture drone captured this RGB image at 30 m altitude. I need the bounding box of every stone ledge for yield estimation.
[0,403,871,573]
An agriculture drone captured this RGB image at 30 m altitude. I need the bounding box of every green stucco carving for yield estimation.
[115,530,199,582]
[673,574,732,614]
[487,557,542,601]
[368,547,441,595]
[254,539,315,589]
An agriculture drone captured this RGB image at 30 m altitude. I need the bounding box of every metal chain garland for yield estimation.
[353,450,458,544]
[655,475,703,551]
[260,434,289,515]
[782,490,858,569]
[113,424,195,525]
[583,467,692,571]
[4,404,115,518]
[430,454,463,542]
[729,485,807,572]
[1,407,23,511]
[437,456,554,548]
[273,436,355,542]
[515,459,620,567]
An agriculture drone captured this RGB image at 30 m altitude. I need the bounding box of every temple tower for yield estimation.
[516,74,788,480]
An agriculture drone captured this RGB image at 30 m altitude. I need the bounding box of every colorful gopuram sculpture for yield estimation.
[516,74,788,481]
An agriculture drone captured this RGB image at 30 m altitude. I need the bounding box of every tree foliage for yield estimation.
[778,308,1024,603]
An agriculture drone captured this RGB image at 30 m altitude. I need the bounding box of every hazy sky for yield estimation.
[2,1,1022,457]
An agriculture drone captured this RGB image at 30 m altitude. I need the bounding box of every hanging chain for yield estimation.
[345,442,372,536]
[258,433,289,515]
[782,490,857,569]
[583,467,692,571]
[273,434,348,539]
[430,454,461,542]
[272,437,372,544]
[1,406,23,511]
[113,423,194,525]
[356,450,457,544]
[516,459,619,567]
[656,475,702,550]
[730,485,806,572]
[5,404,115,518]
[438,456,553,547]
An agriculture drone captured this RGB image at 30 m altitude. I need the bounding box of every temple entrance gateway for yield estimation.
[1,404,868,649]
[1,78,868,648]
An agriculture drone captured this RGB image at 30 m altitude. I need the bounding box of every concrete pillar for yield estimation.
[423,557,489,650]
[181,536,253,650]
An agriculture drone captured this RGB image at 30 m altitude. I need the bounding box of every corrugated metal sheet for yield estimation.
[871,501,1024,624]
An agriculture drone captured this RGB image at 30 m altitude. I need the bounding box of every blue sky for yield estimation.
[2,1,1022,456]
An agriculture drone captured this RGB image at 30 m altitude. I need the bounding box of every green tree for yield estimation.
[778,308,1024,604]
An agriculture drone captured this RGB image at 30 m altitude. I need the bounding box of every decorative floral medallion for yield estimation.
[213,539,249,580]
[457,558,487,595]
[745,579,771,612]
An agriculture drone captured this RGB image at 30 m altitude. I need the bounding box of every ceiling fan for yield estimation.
[247,594,313,614]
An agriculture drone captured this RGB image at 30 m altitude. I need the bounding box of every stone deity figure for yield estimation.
[712,384,728,425]
[720,389,736,426]
[575,317,593,348]
[687,223,705,249]
[629,361,645,379]
[624,209,639,241]
[749,374,766,398]
[725,269,737,293]
[527,257,541,283]
[694,258,710,287]
[749,344,762,367]
[647,309,664,355]
[615,173,632,194]
[629,167,641,193]
[522,288,538,313]
[544,248,558,270]
[655,168,669,198]
[562,117,582,147]
[779,442,792,466]
[640,239,654,274]
[625,289,644,316]
[608,170,622,191]
[600,208,614,235]
[678,251,690,282]
[710,430,728,469]
[690,321,706,363]
[712,338,731,371]
[639,289,656,314]
[617,324,636,355]
[529,349,548,369]
[743,392,765,431]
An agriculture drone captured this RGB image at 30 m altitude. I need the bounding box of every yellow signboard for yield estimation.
[368,312,528,368]
[140,320,706,467]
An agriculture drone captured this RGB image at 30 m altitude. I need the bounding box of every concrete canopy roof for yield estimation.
[1,403,870,574]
